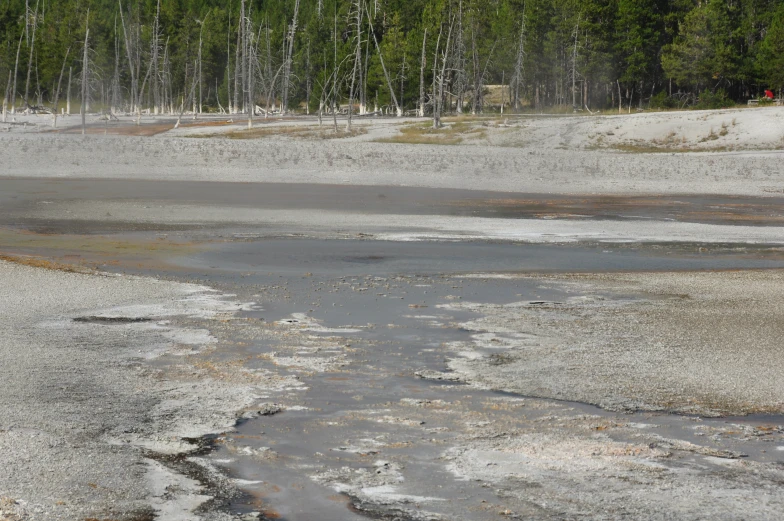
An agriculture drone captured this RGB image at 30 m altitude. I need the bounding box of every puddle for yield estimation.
[162,268,784,520]
[3,178,784,227]
[3,192,783,519]
[179,238,784,278]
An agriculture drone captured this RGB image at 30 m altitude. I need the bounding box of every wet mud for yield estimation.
[3,174,784,519]
[48,229,775,520]
[153,268,784,520]
[3,178,784,228]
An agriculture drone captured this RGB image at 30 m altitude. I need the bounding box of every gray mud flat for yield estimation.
[3,236,784,521]
[2,123,784,520]
[130,261,784,521]
[445,270,784,417]
[0,260,284,521]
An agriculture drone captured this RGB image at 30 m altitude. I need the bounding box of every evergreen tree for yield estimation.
[1,0,782,114]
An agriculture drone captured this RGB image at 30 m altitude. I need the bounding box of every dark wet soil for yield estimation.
[3,178,784,230]
[105,236,783,520]
[73,316,154,324]
[183,269,784,520]
[3,177,784,520]
[185,238,784,276]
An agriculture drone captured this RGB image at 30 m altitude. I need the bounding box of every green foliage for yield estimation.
[615,0,666,85]
[649,91,679,109]
[661,0,741,90]
[756,3,784,90]
[695,88,733,110]
[1,0,783,113]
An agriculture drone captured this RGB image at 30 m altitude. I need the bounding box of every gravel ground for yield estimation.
[0,260,274,521]
[445,270,784,416]
[443,412,784,520]
[1,119,783,197]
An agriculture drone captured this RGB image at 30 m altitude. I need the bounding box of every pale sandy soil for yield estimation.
[1,107,783,198]
[445,270,784,417]
[0,260,286,521]
[482,106,784,151]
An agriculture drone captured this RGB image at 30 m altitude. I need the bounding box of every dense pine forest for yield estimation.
[1,0,784,116]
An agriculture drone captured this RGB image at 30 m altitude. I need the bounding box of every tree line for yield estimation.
[2,0,783,119]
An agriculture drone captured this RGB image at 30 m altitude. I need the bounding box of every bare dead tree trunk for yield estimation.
[400,51,407,113]
[434,18,454,129]
[150,0,161,114]
[11,32,23,114]
[197,14,210,115]
[432,23,443,127]
[357,18,367,115]
[281,0,301,114]
[245,10,253,128]
[112,18,121,113]
[247,15,256,128]
[332,8,339,132]
[24,0,39,110]
[470,24,479,114]
[118,0,138,114]
[66,66,72,115]
[364,0,402,117]
[318,88,324,125]
[500,70,505,114]
[227,9,233,114]
[418,28,427,117]
[473,39,497,115]
[233,1,243,114]
[25,0,29,47]
[454,0,466,115]
[52,47,70,127]
[240,0,247,115]
[216,78,224,113]
[305,38,311,115]
[137,58,153,117]
[163,37,173,114]
[252,22,264,117]
[512,15,525,110]
[175,61,199,129]
[198,51,203,115]
[264,24,275,118]
[571,14,580,110]
[347,0,362,131]
[535,84,539,111]
[361,21,371,115]
[81,17,89,135]
[3,76,10,122]
[192,66,197,117]
[582,80,586,110]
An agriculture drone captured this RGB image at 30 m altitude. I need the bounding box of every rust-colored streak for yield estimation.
[445,195,784,226]
[47,119,240,137]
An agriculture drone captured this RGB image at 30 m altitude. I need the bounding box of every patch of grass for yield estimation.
[651,131,682,147]
[701,127,720,142]
[607,143,735,154]
[376,119,487,145]
[0,253,91,273]
[0,227,200,274]
[196,125,366,140]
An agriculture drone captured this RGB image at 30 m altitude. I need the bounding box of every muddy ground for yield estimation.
[1,112,784,520]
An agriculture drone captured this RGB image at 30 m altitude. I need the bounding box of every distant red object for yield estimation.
[764,89,775,99]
